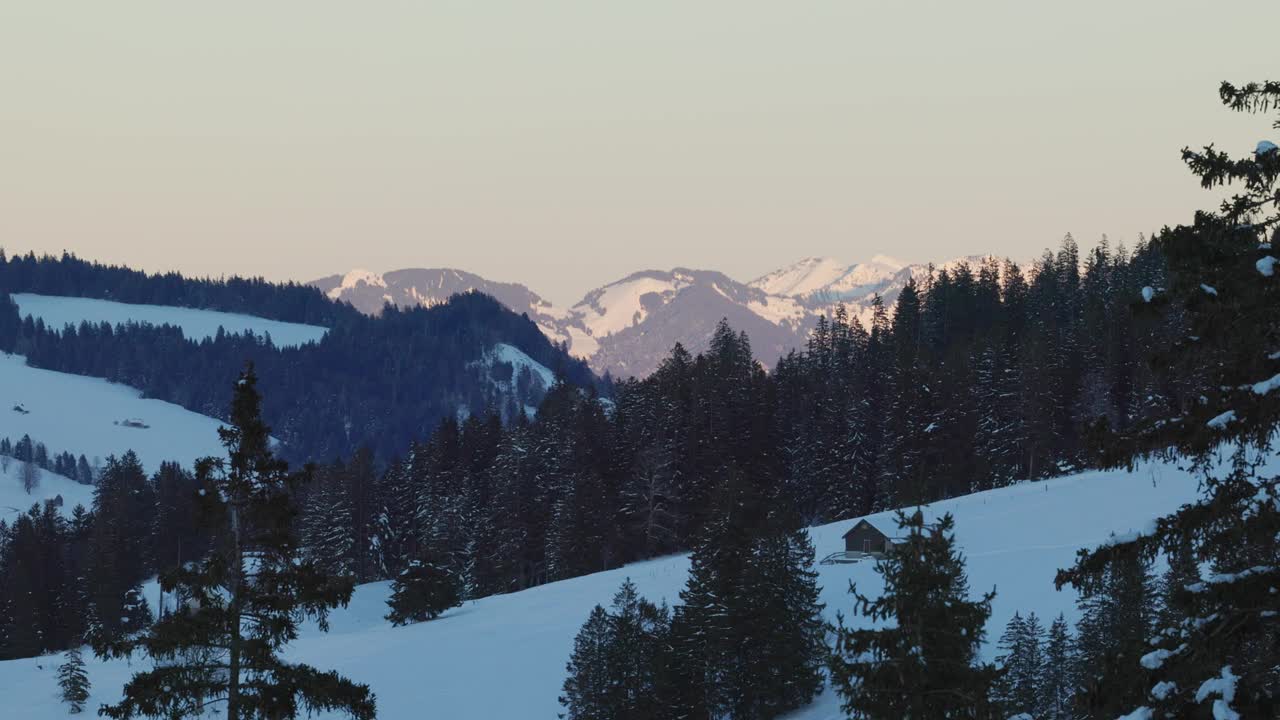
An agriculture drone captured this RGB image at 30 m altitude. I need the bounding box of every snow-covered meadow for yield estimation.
[0,353,227,473]
[0,462,93,522]
[11,294,328,350]
[2,449,1242,719]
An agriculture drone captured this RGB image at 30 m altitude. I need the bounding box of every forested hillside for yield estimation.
[0,252,597,464]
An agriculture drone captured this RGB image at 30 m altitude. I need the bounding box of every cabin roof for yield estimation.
[841,517,898,539]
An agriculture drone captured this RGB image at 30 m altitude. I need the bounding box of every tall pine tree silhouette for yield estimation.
[829,511,997,719]
[99,365,375,720]
[1057,79,1280,718]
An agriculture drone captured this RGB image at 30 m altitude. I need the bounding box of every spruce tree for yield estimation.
[58,644,91,714]
[385,556,461,626]
[1057,80,1280,718]
[829,511,997,719]
[98,366,376,720]
[1070,544,1155,716]
[1039,614,1075,720]
[85,452,155,648]
[992,611,1045,718]
[560,579,671,720]
[560,605,614,720]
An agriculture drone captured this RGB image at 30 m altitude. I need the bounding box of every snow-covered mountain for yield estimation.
[749,255,906,299]
[313,268,564,330]
[313,255,998,379]
[0,449,1232,719]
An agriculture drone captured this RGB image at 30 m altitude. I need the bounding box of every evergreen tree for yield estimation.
[1070,545,1155,716]
[85,452,155,647]
[58,644,91,714]
[1039,614,1075,720]
[829,511,996,719]
[991,611,1045,718]
[676,469,826,720]
[385,556,461,626]
[560,605,614,720]
[20,459,39,494]
[1057,80,1280,718]
[560,579,671,720]
[98,366,376,720]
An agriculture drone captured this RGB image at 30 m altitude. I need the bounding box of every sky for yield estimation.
[2,2,1277,306]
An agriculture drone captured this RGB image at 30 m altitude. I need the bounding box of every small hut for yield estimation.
[841,519,896,557]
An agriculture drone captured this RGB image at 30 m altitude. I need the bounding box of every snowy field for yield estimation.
[0,353,227,474]
[11,293,328,350]
[1,449,1246,719]
[0,463,93,522]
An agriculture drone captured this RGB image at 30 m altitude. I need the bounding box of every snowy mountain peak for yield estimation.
[314,252,1003,379]
[328,269,387,299]
[749,257,849,297]
[866,254,905,270]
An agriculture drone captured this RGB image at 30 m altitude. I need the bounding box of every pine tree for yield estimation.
[17,456,40,494]
[97,366,376,720]
[1039,614,1075,720]
[676,469,826,720]
[58,644,91,714]
[829,511,997,719]
[560,605,614,720]
[560,579,672,720]
[385,556,461,626]
[991,611,1045,718]
[1070,545,1155,716]
[1057,80,1280,718]
[85,452,155,648]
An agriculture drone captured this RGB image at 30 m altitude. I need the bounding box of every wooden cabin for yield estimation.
[842,519,896,557]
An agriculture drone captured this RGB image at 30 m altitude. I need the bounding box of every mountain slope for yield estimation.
[0,352,228,473]
[316,255,997,379]
[0,451,1231,719]
[314,268,564,329]
[2,254,597,465]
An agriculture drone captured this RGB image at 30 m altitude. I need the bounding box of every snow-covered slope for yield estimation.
[314,253,1005,379]
[472,343,557,417]
[0,463,94,521]
[0,353,227,474]
[1,451,1239,719]
[750,255,907,299]
[11,294,328,350]
[312,268,563,327]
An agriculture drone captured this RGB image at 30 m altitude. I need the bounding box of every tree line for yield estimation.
[0,272,595,465]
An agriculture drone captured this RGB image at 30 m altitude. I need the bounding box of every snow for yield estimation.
[472,344,558,416]
[12,293,327,350]
[1118,709,1154,720]
[751,257,854,297]
[1195,666,1239,720]
[489,343,556,391]
[1257,256,1277,277]
[746,295,808,327]
[572,274,691,337]
[0,353,227,473]
[1207,410,1236,429]
[1257,140,1278,156]
[0,462,93,521]
[1142,286,1156,303]
[2,448,1248,720]
[750,256,907,299]
[1250,373,1280,396]
[1140,645,1183,670]
[325,269,387,299]
[1201,284,1218,296]
[1151,680,1178,701]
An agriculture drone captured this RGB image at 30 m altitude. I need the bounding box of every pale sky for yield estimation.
[2,2,1277,305]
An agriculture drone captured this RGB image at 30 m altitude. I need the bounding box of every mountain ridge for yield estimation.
[314,254,1004,378]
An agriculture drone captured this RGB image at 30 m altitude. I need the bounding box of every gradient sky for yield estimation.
[2,2,1277,305]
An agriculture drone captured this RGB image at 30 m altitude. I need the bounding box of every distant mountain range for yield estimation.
[313,255,996,379]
